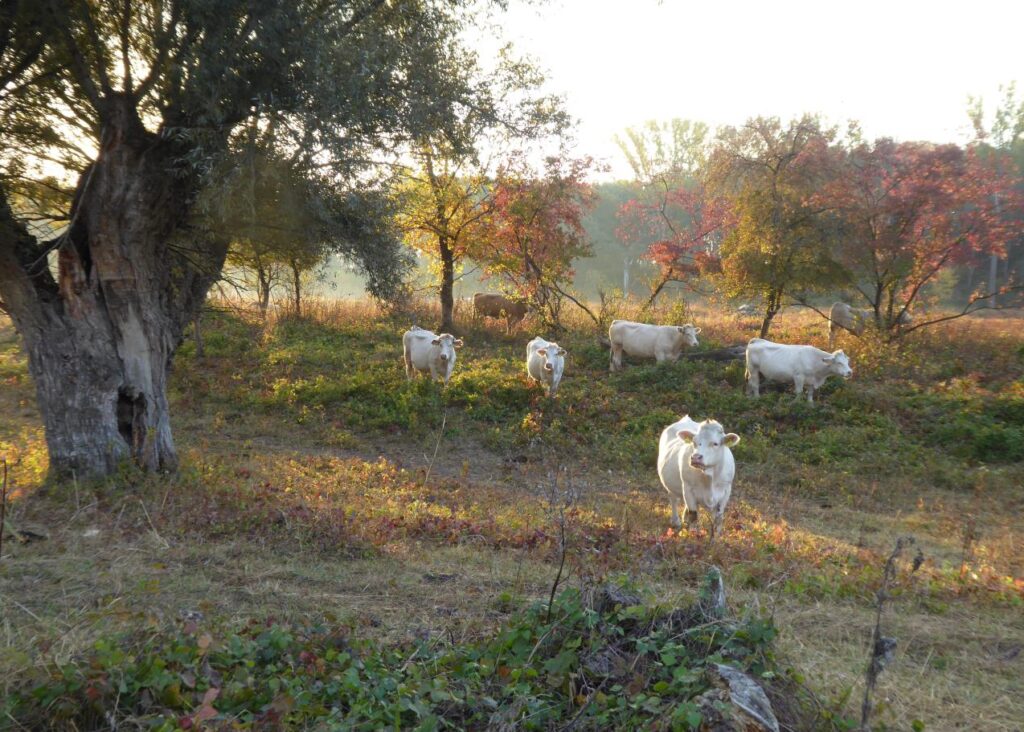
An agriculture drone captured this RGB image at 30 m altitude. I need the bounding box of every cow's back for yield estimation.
[611,320,665,356]
[403,328,436,368]
[657,416,699,494]
[475,292,524,319]
[751,340,829,378]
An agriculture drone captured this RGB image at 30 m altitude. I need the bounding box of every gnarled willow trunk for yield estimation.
[0,97,227,479]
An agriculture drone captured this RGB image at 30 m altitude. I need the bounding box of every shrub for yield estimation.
[7,587,800,730]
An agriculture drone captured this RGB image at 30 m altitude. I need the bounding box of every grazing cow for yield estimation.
[828,302,913,348]
[737,303,758,316]
[608,319,701,372]
[526,337,566,397]
[473,292,528,333]
[657,415,740,536]
[827,302,871,348]
[745,337,852,404]
[402,326,464,385]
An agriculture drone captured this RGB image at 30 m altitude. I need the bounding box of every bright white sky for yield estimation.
[484,0,1024,180]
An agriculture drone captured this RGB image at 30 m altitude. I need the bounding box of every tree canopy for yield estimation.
[0,0,519,478]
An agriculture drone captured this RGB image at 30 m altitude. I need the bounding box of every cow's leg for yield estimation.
[681,485,699,529]
[610,345,622,372]
[747,368,760,398]
[669,494,682,530]
[710,505,725,539]
[404,352,415,380]
[805,385,815,405]
[828,325,836,350]
[792,375,805,401]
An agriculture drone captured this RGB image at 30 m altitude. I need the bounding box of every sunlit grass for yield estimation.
[1,298,1022,729]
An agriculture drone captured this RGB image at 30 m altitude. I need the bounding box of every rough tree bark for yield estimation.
[439,235,455,333]
[290,259,302,317]
[758,288,783,338]
[0,95,226,479]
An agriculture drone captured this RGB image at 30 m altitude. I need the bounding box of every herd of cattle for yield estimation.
[401,293,869,536]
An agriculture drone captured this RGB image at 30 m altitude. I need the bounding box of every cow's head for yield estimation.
[431,334,464,364]
[679,419,739,472]
[536,344,566,373]
[677,324,701,347]
[822,349,853,379]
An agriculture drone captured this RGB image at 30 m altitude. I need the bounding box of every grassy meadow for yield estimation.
[1,297,1023,729]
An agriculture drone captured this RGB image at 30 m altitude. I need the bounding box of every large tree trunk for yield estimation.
[256,260,272,316]
[0,96,226,479]
[989,252,999,308]
[758,289,782,338]
[291,259,302,317]
[439,236,454,333]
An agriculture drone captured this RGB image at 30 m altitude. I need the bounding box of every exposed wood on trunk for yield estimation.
[0,95,227,478]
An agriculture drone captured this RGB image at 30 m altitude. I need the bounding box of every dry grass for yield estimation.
[1,299,1023,729]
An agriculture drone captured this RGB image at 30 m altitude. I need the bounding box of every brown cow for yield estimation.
[473,292,528,333]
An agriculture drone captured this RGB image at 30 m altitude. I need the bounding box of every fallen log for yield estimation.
[594,339,747,362]
[680,345,747,361]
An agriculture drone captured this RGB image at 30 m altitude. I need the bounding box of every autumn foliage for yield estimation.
[615,116,1024,335]
[616,182,733,300]
[814,139,1023,330]
[478,154,596,325]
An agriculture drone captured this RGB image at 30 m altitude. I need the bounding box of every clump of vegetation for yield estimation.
[6,581,831,730]
[3,301,1023,730]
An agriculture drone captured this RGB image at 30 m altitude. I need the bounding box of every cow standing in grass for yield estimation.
[657,415,740,536]
[745,337,852,404]
[827,302,870,349]
[403,327,463,385]
[526,337,566,397]
[828,302,912,348]
[473,293,528,333]
[608,320,700,372]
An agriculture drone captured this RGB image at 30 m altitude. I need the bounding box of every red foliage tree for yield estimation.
[816,139,1022,332]
[478,154,597,326]
[616,183,733,308]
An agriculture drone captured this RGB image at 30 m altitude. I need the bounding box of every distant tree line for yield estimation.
[612,101,1024,338]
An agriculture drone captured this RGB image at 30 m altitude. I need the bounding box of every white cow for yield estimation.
[828,302,912,348]
[608,320,700,372]
[737,303,758,316]
[402,326,464,385]
[745,337,852,404]
[657,415,740,536]
[526,337,566,397]
[827,302,871,349]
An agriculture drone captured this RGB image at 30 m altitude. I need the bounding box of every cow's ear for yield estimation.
[454,339,464,348]
[558,348,567,356]
[694,327,702,334]
[679,430,696,444]
[431,338,441,346]
[536,348,547,356]
[724,433,740,447]
[821,355,834,363]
